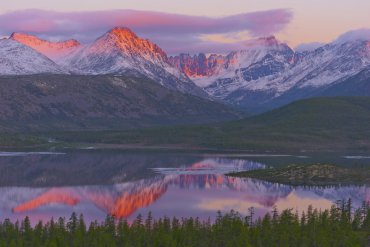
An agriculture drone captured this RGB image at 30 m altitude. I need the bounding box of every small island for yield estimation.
[227,164,370,186]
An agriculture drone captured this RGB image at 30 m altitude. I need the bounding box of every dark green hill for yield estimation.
[0,74,241,132]
[49,96,370,152]
[231,96,370,131]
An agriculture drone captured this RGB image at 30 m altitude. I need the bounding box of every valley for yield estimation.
[42,97,370,153]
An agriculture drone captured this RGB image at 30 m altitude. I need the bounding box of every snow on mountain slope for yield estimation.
[67,27,205,96]
[0,39,66,75]
[254,39,370,97]
[170,36,295,89]
[10,33,81,63]
[171,36,370,110]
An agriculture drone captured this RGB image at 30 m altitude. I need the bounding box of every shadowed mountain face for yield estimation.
[0,74,241,131]
[58,96,370,152]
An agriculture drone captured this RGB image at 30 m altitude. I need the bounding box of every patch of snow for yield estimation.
[0,39,67,75]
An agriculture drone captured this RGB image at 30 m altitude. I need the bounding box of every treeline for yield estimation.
[0,200,369,247]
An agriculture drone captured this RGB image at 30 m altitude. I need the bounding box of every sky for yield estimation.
[0,0,369,54]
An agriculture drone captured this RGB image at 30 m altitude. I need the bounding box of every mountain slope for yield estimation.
[218,39,370,112]
[171,37,370,112]
[9,32,81,63]
[67,27,206,97]
[0,39,66,75]
[170,36,296,89]
[55,97,370,152]
[319,66,370,96]
[243,96,370,129]
[0,74,240,131]
[258,65,370,112]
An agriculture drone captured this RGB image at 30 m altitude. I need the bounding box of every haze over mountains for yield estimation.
[0,26,369,116]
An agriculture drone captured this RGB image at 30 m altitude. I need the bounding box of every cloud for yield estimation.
[0,9,293,54]
[295,42,325,52]
[333,28,370,44]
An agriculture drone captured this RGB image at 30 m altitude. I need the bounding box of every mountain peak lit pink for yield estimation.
[108,27,139,39]
[0,9,293,54]
[10,32,81,60]
[95,26,169,63]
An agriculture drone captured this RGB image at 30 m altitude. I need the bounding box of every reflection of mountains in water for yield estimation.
[0,152,202,186]
[151,158,266,175]
[308,186,370,209]
[3,172,369,218]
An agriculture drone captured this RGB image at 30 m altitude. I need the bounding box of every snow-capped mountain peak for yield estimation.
[10,32,81,62]
[0,38,67,75]
[212,38,370,110]
[94,27,169,65]
[0,27,204,96]
[170,35,370,111]
[170,36,295,88]
[244,36,281,48]
[66,27,205,96]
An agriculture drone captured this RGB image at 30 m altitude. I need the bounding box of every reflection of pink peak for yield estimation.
[111,185,167,218]
[86,182,168,218]
[13,188,80,213]
[10,32,81,60]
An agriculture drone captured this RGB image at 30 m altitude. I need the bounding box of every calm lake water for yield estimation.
[0,150,369,223]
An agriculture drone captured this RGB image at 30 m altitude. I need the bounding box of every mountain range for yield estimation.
[0,39,65,75]
[5,28,205,97]
[170,36,370,112]
[0,27,370,115]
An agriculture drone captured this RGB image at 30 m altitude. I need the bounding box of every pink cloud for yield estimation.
[0,9,293,54]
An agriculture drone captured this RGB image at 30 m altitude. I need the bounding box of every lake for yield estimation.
[0,150,369,224]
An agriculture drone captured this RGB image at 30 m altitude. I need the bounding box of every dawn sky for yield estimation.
[1,0,369,54]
